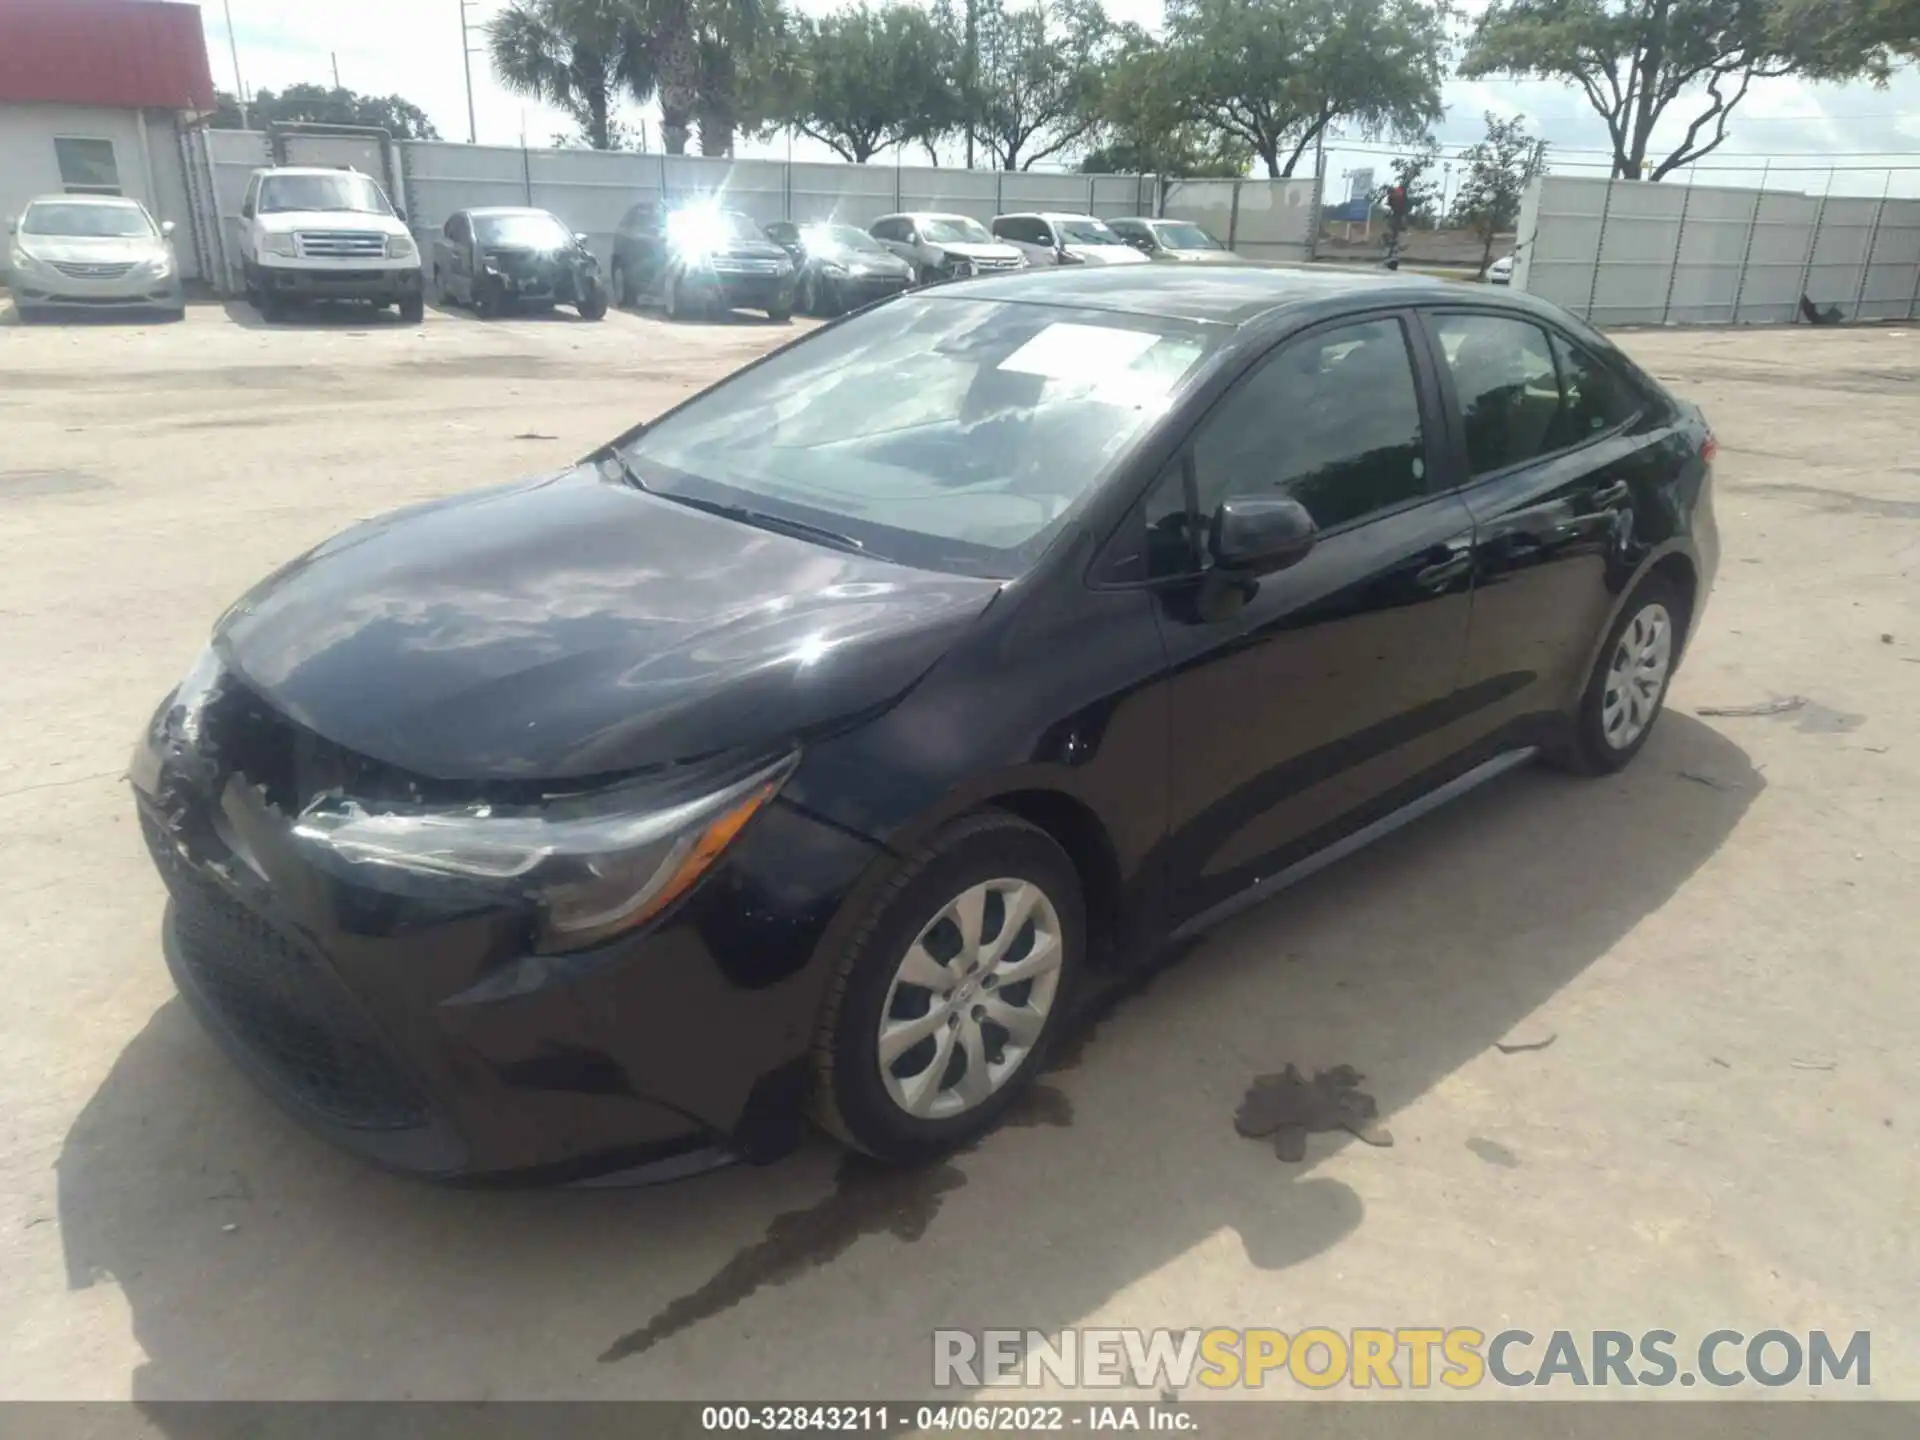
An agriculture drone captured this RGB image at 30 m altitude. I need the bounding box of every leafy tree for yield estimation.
[1162,0,1447,178]
[1449,112,1548,277]
[970,0,1119,171]
[1462,0,1887,181]
[1079,37,1251,176]
[210,84,440,139]
[1774,0,1918,65]
[776,3,963,162]
[487,0,654,150]
[679,0,789,155]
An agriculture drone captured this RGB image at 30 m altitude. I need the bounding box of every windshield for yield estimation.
[1156,222,1222,250]
[806,223,886,255]
[22,202,154,238]
[620,297,1216,577]
[258,173,393,215]
[921,216,992,244]
[474,212,573,248]
[1058,218,1123,245]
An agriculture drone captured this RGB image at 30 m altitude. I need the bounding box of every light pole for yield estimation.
[222,0,249,128]
[458,0,482,144]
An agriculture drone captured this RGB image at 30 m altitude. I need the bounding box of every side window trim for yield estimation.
[1416,306,1643,490]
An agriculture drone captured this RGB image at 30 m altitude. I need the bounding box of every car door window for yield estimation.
[1430,313,1563,477]
[1550,334,1642,442]
[449,213,471,246]
[1190,317,1430,534]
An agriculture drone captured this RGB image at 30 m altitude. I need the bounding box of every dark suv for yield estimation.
[609,199,795,322]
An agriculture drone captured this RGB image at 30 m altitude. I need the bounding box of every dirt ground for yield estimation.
[0,294,1915,1407]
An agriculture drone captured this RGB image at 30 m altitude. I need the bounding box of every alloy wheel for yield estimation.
[1601,602,1673,750]
[876,878,1063,1121]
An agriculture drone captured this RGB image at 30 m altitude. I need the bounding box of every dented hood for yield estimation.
[214,467,1000,781]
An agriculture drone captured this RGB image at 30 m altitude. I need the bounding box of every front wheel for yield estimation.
[1556,574,1684,775]
[398,293,425,324]
[811,811,1083,1164]
[576,280,607,321]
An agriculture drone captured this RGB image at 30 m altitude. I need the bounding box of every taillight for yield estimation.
[1700,434,1719,464]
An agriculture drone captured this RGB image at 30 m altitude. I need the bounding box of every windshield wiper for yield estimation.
[608,453,865,554]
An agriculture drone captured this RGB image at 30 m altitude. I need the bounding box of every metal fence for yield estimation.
[1514,173,1920,325]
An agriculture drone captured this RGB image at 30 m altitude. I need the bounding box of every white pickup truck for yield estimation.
[236,166,424,322]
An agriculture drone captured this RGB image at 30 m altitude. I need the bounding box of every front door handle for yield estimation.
[1414,551,1473,590]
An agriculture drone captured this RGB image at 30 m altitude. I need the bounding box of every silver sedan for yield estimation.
[6,194,185,322]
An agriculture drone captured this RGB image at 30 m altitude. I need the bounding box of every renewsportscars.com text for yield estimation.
[933,1327,1871,1390]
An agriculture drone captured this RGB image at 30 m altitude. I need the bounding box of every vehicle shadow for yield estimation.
[59,715,1758,1402]
[427,299,597,324]
[3,304,184,327]
[218,299,418,332]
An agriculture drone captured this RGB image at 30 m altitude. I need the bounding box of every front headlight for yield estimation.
[134,254,175,279]
[386,234,417,260]
[818,259,846,276]
[262,233,298,257]
[292,750,797,952]
[7,247,34,274]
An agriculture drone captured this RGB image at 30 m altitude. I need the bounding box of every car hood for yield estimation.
[255,209,408,237]
[214,466,1001,782]
[17,234,166,265]
[1065,244,1149,266]
[1167,248,1240,263]
[834,252,913,276]
[940,241,1025,263]
[711,241,790,262]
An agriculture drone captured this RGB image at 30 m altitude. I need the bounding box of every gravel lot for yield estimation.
[1,295,1915,1405]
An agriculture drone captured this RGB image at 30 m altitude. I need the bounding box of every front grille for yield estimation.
[714,257,784,274]
[296,230,386,258]
[142,808,430,1131]
[968,256,1022,271]
[50,260,134,279]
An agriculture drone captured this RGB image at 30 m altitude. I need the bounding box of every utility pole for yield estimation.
[458,0,482,144]
[222,0,249,128]
[331,52,341,89]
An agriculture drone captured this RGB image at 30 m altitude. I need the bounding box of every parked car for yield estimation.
[430,207,606,320]
[763,220,915,316]
[236,166,423,322]
[610,199,794,321]
[868,212,1025,283]
[6,194,184,321]
[1488,255,1515,285]
[1107,216,1238,264]
[132,266,1716,1182]
[990,212,1150,268]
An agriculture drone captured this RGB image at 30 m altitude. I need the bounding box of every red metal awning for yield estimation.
[0,0,216,112]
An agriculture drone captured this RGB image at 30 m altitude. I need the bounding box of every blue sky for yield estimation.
[206,0,1920,196]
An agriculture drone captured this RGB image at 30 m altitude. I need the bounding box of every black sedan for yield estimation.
[763,220,915,316]
[431,207,607,319]
[132,266,1716,1183]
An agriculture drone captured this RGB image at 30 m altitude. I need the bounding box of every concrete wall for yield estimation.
[1514,173,1920,326]
[1,101,201,275]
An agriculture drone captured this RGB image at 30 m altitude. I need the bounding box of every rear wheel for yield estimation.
[811,811,1082,1164]
[1557,574,1683,774]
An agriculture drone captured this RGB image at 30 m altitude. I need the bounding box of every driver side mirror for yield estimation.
[1209,496,1317,575]
[161,220,176,238]
[575,232,590,245]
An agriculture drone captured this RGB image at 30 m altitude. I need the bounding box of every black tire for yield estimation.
[612,260,635,308]
[434,267,456,307]
[14,304,43,326]
[576,279,607,321]
[398,293,425,324]
[797,270,817,317]
[256,288,285,322]
[1555,572,1686,775]
[811,810,1084,1164]
[664,270,691,321]
[766,302,792,324]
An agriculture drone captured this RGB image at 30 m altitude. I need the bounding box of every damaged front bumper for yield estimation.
[130,651,881,1183]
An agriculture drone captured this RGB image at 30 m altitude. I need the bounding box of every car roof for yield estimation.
[886,212,972,222]
[254,166,367,178]
[464,206,558,219]
[939,263,1542,327]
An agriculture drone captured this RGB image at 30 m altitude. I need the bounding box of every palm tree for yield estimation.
[639,0,782,156]
[487,0,655,150]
